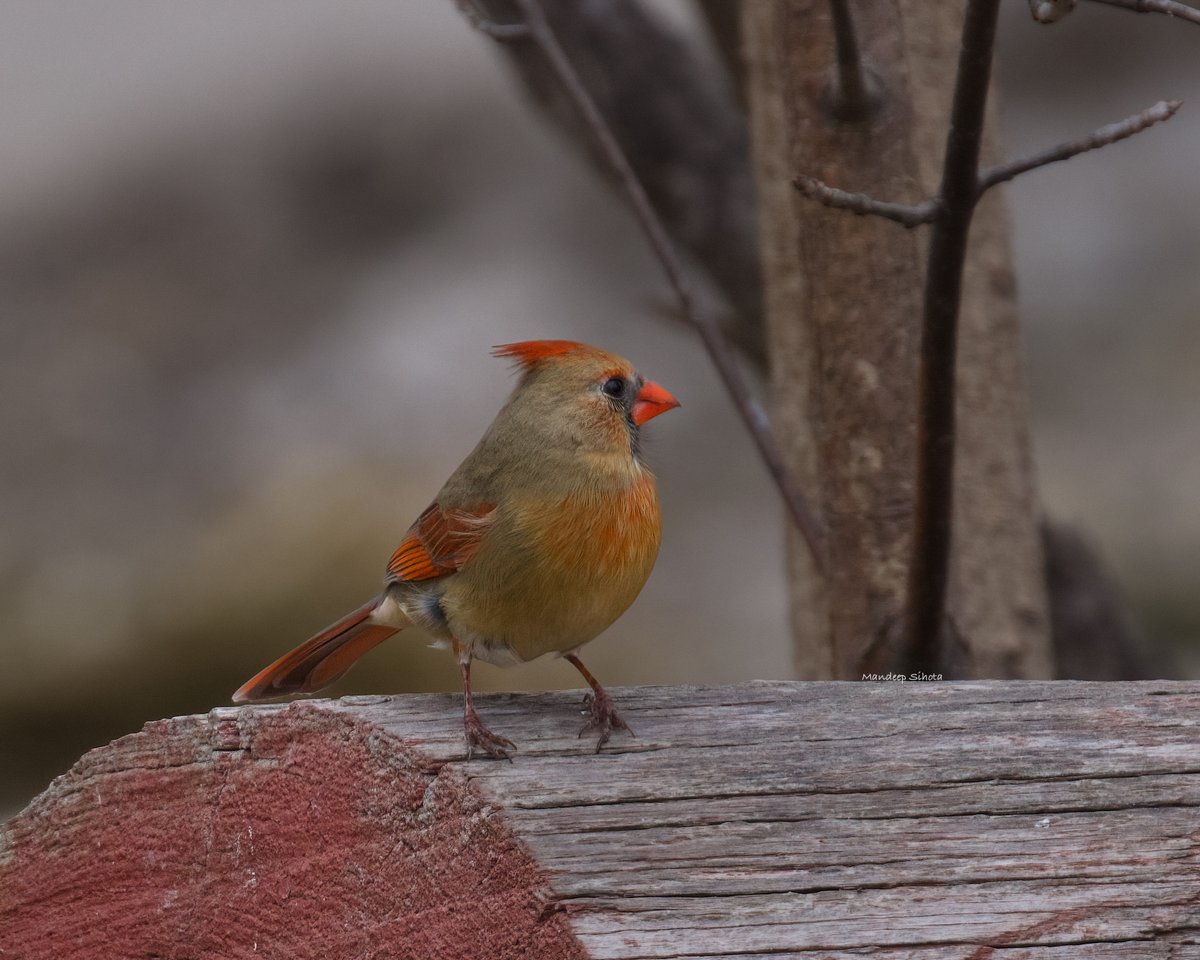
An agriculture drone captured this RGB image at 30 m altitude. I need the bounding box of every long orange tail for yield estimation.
[232,596,399,703]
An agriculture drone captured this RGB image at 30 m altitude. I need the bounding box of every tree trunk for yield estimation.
[742,0,1052,679]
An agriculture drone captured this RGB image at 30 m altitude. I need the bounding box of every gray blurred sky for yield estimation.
[0,2,793,704]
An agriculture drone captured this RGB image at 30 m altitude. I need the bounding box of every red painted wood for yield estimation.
[0,703,585,960]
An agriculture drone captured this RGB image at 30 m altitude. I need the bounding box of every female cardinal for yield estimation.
[233,340,679,758]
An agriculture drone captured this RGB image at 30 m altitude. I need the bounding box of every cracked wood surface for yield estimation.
[3,681,1200,958]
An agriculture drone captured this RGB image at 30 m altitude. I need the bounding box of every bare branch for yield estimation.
[455,0,531,39]
[1086,0,1200,24]
[901,0,1003,676]
[463,0,767,369]
[826,0,880,121]
[793,175,940,227]
[471,0,829,570]
[978,100,1182,195]
[1029,0,1078,22]
[797,99,1181,232]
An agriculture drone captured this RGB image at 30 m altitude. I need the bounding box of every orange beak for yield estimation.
[631,379,680,426]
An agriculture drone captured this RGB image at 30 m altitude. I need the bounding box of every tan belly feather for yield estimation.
[442,471,661,662]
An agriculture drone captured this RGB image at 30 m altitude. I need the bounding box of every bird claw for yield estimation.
[578,691,633,753]
[464,710,516,760]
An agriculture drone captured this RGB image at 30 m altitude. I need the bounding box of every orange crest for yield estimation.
[491,340,589,369]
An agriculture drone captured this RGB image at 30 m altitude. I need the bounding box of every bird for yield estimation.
[232,339,679,758]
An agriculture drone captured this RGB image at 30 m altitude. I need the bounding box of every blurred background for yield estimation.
[2,1,1197,818]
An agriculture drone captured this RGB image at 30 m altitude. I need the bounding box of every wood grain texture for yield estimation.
[4,682,1200,958]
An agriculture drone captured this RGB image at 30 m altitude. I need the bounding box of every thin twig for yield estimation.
[796,98,1180,228]
[978,100,1182,195]
[826,0,879,121]
[901,0,1003,675]
[795,99,1181,228]
[1086,0,1200,24]
[793,175,940,227]
[469,0,828,571]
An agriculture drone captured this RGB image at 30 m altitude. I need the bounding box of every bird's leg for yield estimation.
[565,653,632,752]
[453,638,515,760]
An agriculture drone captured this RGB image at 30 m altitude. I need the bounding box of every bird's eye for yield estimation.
[601,376,625,398]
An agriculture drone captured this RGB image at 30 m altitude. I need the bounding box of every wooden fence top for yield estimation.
[3,681,1199,958]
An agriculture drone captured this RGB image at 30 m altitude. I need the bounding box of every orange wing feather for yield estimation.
[387,501,495,583]
[233,503,494,703]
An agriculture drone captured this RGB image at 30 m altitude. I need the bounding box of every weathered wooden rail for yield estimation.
[3,681,1199,958]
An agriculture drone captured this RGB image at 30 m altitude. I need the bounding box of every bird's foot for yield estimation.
[579,690,633,753]
[464,709,516,760]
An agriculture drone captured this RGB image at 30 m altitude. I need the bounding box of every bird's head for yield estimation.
[492,340,679,460]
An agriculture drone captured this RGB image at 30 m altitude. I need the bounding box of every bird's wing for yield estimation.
[386,501,496,583]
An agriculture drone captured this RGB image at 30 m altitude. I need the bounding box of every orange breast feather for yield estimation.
[537,471,661,578]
